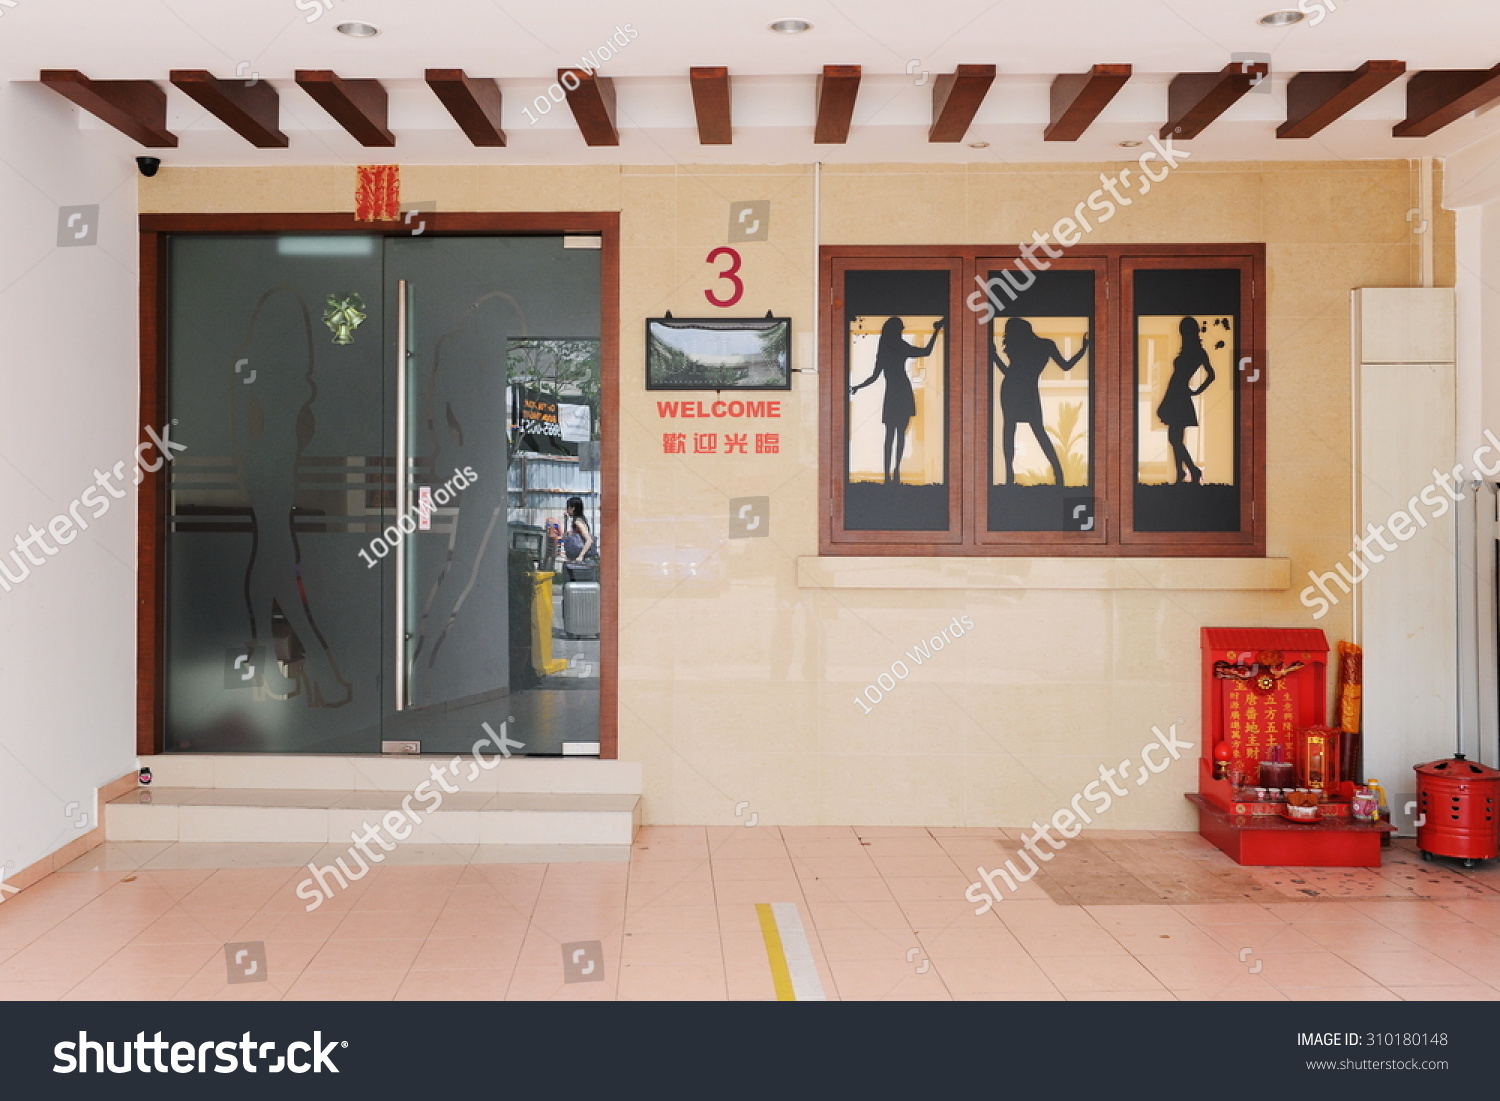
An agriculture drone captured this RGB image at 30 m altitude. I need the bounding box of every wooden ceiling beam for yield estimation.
[690,66,732,144]
[1394,63,1500,137]
[561,68,619,146]
[814,64,861,144]
[294,70,394,147]
[1045,64,1132,141]
[928,64,996,143]
[169,69,288,148]
[425,69,506,147]
[39,69,176,147]
[1161,61,1268,140]
[1278,60,1405,139]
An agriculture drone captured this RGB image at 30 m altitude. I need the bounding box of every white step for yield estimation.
[108,755,642,859]
[107,788,638,849]
[135,754,640,794]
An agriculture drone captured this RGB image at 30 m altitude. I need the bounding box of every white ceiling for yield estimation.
[8,0,1500,164]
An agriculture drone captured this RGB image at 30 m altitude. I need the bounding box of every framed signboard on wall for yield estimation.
[645,315,792,391]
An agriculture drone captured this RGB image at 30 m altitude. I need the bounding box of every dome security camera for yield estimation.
[136,156,161,178]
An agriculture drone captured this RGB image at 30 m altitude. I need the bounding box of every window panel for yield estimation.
[819,246,1264,556]
[1131,267,1243,533]
[985,267,1095,533]
[842,270,950,532]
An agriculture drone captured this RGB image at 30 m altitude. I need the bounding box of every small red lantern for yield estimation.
[1212,741,1232,781]
[1295,725,1341,797]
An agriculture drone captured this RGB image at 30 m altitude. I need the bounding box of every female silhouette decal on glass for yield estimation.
[1132,265,1242,533]
[231,287,352,709]
[990,317,1090,486]
[842,268,950,532]
[1156,315,1216,484]
[849,315,945,485]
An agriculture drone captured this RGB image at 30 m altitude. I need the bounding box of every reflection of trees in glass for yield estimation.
[647,330,742,387]
[757,322,788,368]
[507,339,600,436]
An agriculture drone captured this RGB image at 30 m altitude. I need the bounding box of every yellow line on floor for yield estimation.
[755,902,797,1001]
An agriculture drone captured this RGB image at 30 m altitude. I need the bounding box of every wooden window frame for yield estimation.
[819,243,1266,558]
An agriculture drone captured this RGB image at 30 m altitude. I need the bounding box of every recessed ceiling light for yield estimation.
[968,141,989,149]
[337,21,380,38]
[1119,139,1143,147]
[768,18,812,34]
[1258,9,1304,25]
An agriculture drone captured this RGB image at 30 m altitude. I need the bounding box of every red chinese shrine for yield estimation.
[1186,627,1393,866]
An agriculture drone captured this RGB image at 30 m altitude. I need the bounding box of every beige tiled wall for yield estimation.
[142,159,1449,831]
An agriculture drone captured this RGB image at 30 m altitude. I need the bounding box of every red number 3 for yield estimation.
[705,246,744,308]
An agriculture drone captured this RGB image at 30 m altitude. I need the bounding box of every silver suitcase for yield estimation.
[562,581,600,640]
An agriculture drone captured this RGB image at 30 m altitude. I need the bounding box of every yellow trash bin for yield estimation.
[530,571,569,676]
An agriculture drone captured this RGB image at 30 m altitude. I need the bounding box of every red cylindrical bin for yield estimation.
[1415,755,1500,867]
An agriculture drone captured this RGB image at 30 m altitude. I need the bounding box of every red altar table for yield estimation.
[1187,627,1392,866]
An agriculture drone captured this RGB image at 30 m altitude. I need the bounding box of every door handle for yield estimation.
[394,278,409,711]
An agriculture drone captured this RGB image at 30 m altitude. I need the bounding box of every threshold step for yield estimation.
[107,787,639,847]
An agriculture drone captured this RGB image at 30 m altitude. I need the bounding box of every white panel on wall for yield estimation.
[1355,288,1460,821]
[1355,287,1456,365]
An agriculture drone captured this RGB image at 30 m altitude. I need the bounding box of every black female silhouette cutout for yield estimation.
[1156,315,1216,484]
[990,318,1089,486]
[849,316,945,485]
[231,288,352,708]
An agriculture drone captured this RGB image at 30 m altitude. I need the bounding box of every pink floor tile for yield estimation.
[1255,952,1383,989]
[1347,899,1470,925]
[805,900,913,930]
[1262,901,1380,924]
[826,960,950,1000]
[616,964,728,1001]
[61,973,194,1001]
[1392,985,1500,1000]
[712,858,798,882]
[504,963,616,1000]
[395,969,512,1001]
[1111,927,1228,956]
[1009,926,1128,958]
[620,931,725,967]
[0,979,77,1000]
[1065,990,1178,1000]
[812,925,919,963]
[89,941,220,979]
[328,908,440,941]
[1173,902,1285,926]
[305,937,423,973]
[409,936,524,972]
[1035,954,1167,993]
[932,955,1060,996]
[915,926,1027,958]
[283,970,405,1001]
[1334,948,1477,986]
[792,857,881,879]
[622,905,721,934]
[1279,986,1402,1001]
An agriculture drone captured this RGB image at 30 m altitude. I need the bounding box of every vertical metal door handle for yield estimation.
[394,278,409,711]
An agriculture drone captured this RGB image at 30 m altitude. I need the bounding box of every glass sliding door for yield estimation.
[163,233,602,756]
